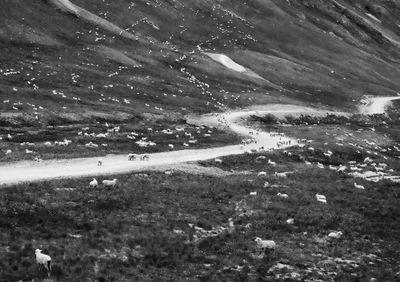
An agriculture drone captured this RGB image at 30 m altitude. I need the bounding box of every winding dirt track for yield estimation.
[0,105,318,185]
[0,98,396,186]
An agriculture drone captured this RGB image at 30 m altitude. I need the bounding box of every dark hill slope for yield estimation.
[1,0,400,125]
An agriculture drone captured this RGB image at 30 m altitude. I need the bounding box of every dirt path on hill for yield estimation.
[0,98,395,186]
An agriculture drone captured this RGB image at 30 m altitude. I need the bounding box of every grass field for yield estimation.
[1,110,399,281]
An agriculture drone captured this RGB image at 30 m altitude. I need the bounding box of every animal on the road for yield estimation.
[89,178,98,188]
[103,179,117,187]
[35,249,51,277]
[128,153,137,161]
[97,159,102,166]
[140,154,150,161]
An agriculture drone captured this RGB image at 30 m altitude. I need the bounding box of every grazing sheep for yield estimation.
[268,159,276,166]
[328,231,343,239]
[257,171,267,177]
[316,194,327,204]
[286,218,294,225]
[5,149,12,155]
[364,157,373,163]
[317,162,324,169]
[274,172,289,178]
[103,179,117,187]
[35,249,51,277]
[249,191,257,196]
[254,237,276,252]
[214,158,223,164]
[354,182,365,189]
[89,178,98,188]
[256,156,267,162]
[337,165,347,172]
[263,181,270,188]
[25,149,34,154]
[304,161,312,165]
[277,192,289,199]
[168,144,174,150]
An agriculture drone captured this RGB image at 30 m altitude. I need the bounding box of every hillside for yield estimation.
[1,0,400,161]
[1,0,400,125]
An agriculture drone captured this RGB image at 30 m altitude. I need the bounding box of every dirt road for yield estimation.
[359,96,400,114]
[0,104,317,185]
[0,99,394,186]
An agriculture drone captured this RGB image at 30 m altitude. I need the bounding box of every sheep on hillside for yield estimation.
[254,237,276,252]
[35,249,51,277]
[89,178,98,188]
[103,179,117,187]
[354,182,365,189]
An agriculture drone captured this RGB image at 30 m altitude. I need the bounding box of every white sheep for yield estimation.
[316,194,327,204]
[89,178,98,188]
[35,249,51,276]
[328,231,343,239]
[268,159,276,166]
[354,182,365,189]
[5,149,12,155]
[254,237,276,251]
[274,172,289,178]
[257,171,267,177]
[103,179,117,187]
[168,144,174,150]
[249,191,257,196]
[214,158,223,164]
[256,156,267,162]
[286,218,294,225]
[277,192,289,199]
[317,162,324,169]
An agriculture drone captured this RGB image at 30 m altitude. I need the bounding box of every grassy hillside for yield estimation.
[2,0,400,160]
[1,112,399,281]
[1,0,400,122]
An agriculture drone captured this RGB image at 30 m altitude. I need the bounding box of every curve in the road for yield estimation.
[0,104,313,186]
[1,97,397,186]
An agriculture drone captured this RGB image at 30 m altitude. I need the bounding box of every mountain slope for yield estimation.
[1,0,400,126]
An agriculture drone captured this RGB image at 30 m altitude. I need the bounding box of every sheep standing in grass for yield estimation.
[89,178,98,188]
[257,171,267,177]
[35,249,51,277]
[354,182,365,189]
[103,178,117,187]
[316,194,327,204]
[268,159,276,166]
[254,237,276,253]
